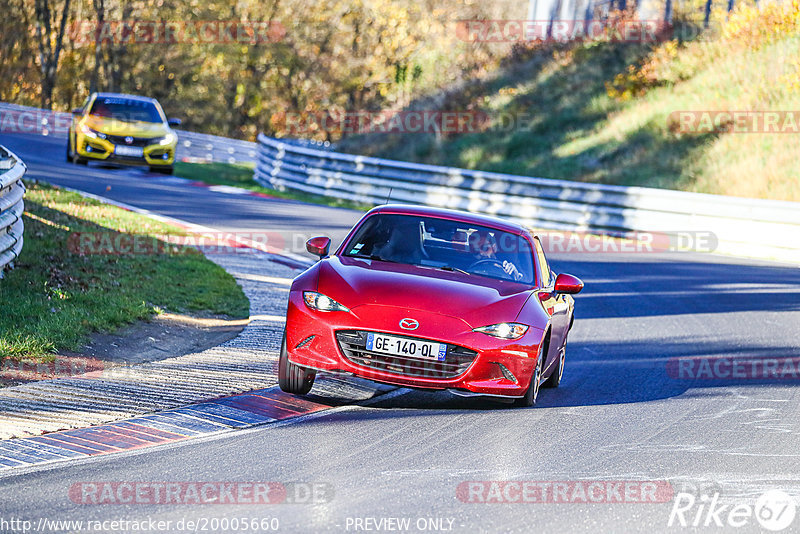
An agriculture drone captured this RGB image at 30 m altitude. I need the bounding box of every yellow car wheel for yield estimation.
[65,130,87,165]
[149,166,174,175]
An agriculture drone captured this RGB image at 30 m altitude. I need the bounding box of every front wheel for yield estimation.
[278,333,316,395]
[149,166,173,175]
[515,352,543,407]
[541,347,564,388]
[65,132,87,164]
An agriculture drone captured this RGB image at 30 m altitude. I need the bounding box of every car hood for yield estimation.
[317,256,532,329]
[84,115,169,137]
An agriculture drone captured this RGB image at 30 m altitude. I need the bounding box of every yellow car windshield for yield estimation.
[89,97,163,124]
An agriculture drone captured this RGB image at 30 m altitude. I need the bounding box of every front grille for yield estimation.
[336,330,477,380]
[106,135,158,147]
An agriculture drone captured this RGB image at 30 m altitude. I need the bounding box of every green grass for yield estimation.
[0,182,249,359]
[173,162,372,211]
[335,9,800,201]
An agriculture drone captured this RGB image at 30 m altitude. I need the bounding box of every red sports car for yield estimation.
[279,205,583,406]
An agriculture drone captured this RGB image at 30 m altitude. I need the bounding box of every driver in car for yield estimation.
[467,230,524,281]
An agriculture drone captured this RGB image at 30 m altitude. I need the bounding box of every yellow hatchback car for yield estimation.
[66,92,180,174]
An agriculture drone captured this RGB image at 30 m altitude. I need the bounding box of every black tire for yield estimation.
[150,166,173,175]
[541,346,564,389]
[515,348,544,407]
[278,333,316,395]
[67,128,88,164]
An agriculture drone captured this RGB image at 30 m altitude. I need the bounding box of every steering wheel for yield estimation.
[468,258,507,276]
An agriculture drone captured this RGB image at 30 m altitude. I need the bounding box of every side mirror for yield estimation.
[554,273,583,294]
[306,236,331,258]
[71,108,83,115]
[167,118,182,127]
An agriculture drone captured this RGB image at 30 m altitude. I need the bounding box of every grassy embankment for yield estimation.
[0,183,249,359]
[335,5,800,201]
[173,162,372,211]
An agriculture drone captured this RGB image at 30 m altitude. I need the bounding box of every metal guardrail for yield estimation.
[174,129,257,164]
[0,102,256,165]
[173,132,330,164]
[0,146,26,277]
[255,133,800,264]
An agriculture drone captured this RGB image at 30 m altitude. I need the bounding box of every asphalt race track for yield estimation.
[2,131,800,533]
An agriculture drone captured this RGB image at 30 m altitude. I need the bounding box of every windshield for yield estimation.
[89,97,164,123]
[343,213,535,284]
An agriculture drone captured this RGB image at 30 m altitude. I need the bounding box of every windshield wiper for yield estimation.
[438,265,470,275]
[351,253,400,264]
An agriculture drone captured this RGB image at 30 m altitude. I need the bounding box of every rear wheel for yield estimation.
[278,333,316,395]
[515,349,543,407]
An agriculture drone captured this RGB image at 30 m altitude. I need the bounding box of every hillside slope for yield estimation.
[337,5,800,201]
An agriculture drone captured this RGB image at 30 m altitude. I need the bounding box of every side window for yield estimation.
[533,237,551,287]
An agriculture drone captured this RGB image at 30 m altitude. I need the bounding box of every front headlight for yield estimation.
[303,291,350,312]
[473,323,529,340]
[79,124,106,139]
[156,132,177,145]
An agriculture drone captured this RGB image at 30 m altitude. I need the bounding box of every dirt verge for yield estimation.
[1,313,247,387]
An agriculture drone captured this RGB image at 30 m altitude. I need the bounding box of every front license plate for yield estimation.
[366,333,447,361]
[114,145,143,157]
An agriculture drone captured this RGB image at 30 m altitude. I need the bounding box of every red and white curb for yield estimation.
[0,384,394,472]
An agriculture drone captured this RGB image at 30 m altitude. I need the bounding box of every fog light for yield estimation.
[295,335,316,349]
[162,153,169,160]
[492,362,518,384]
[85,146,92,152]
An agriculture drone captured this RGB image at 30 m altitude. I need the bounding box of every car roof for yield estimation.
[367,204,530,236]
[93,92,159,104]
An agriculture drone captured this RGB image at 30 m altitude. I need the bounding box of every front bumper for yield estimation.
[285,291,545,397]
[75,133,176,166]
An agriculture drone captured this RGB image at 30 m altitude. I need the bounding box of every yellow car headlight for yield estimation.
[79,124,107,140]
[157,132,177,146]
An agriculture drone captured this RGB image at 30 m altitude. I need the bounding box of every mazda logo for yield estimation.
[399,318,419,331]
[125,136,133,144]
